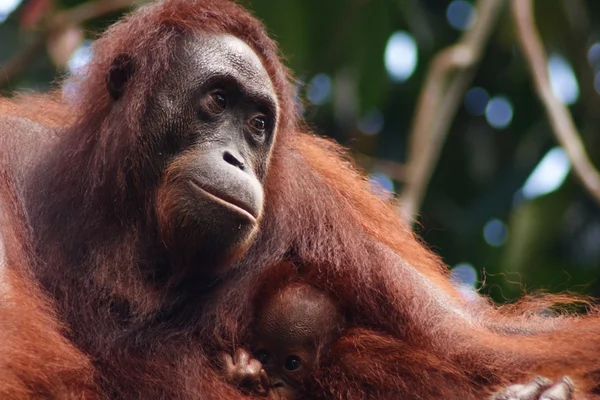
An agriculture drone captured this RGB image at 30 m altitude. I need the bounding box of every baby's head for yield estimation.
[253,283,343,399]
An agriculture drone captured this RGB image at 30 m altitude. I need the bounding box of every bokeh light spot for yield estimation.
[306,73,332,105]
[384,31,418,82]
[369,172,394,198]
[588,42,600,66]
[464,87,489,116]
[451,262,478,288]
[593,72,600,95]
[485,96,513,129]
[483,219,508,247]
[446,0,476,31]
[522,147,571,200]
[548,54,579,105]
[67,41,93,75]
[0,0,22,23]
[358,108,384,135]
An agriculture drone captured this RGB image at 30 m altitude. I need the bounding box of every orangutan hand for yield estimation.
[219,348,272,397]
[490,376,574,400]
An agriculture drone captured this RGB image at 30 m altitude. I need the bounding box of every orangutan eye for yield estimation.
[284,355,301,371]
[256,349,270,364]
[207,90,227,114]
[250,115,266,132]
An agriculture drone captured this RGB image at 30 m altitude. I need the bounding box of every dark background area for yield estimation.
[1,0,599,303]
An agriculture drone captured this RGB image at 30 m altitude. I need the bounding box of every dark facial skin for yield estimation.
[107,33,279,267]
[253,285,342,400]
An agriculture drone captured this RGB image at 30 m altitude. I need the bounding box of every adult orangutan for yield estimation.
[2,0,290,396]
[0,0,598,399]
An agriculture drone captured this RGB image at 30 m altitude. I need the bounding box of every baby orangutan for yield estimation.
[253,283,343,399]
[219,281,574,399]
[220,282,343,399]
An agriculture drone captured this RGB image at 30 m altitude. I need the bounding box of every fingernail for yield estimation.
[534,376,552,386]
[561,376,574,389]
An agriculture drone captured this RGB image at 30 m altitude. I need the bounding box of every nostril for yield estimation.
[223,150,245,170]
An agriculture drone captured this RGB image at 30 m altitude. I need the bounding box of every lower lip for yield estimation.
[189,180,257,224]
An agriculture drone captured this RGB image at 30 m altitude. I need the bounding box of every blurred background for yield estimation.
[1,0,599,303]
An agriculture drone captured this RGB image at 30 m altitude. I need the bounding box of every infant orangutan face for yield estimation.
[253,284,340,400]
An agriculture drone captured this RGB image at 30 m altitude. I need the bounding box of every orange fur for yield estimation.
[0,0,599,399]
[0,171,96,398]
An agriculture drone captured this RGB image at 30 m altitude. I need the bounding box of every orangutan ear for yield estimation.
[106,53,136,101]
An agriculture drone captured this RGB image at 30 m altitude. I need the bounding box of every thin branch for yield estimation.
[560,0,600,124]
[0,0,143,87]
[400,0,507,223]
[512,0,600,205]
[53,0,142,27]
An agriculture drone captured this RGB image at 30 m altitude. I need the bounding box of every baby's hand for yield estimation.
[219,348,271,396]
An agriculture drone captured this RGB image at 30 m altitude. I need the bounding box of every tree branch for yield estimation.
[400,0,507,223]
[512,0,600,205]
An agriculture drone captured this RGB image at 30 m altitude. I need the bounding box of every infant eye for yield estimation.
[207,90,227,113]
[284,356,301,371]
[255,349,270,364]
[249,115,267,133]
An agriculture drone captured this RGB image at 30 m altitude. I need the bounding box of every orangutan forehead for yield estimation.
[257,286,341,345]
[178,33,276,101]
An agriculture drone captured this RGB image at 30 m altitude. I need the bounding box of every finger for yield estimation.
[242,366,269,396]
[218,352,235,370]
[234,348,250,365]
[257,369,271,395]
[246,358,263,375]
[516,376,554,399]
[491,377,552,400]
[491,383,525,400]
[539,377,574,400]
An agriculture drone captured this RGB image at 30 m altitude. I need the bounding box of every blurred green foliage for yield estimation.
[1,0,599,303]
